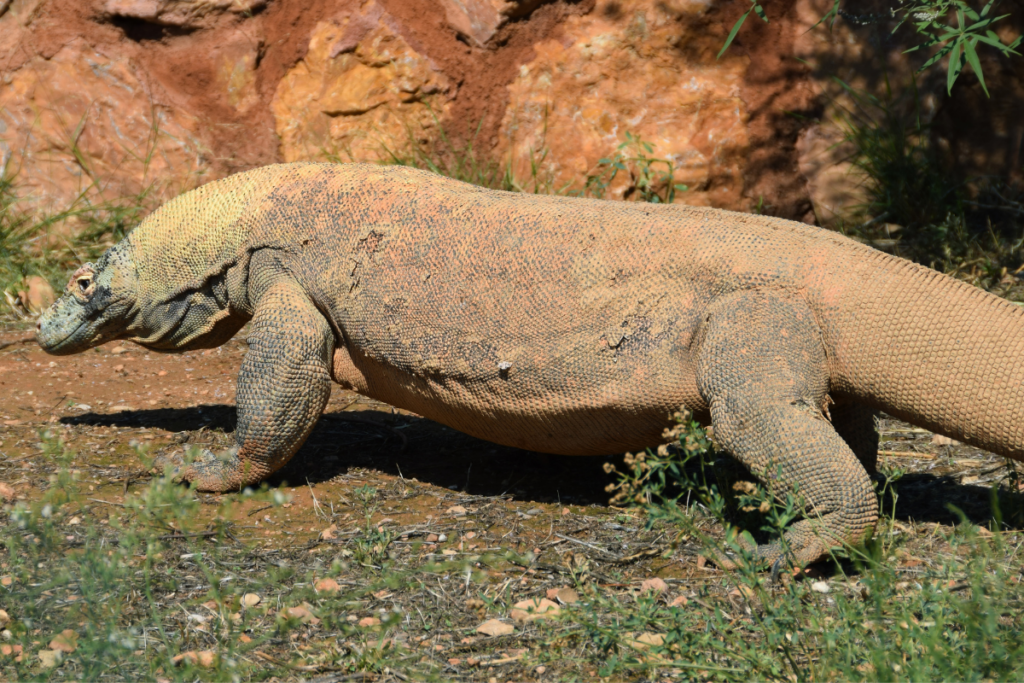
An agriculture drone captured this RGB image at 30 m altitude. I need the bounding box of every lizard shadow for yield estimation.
[61,405,621,506]
[63,405,1024,528]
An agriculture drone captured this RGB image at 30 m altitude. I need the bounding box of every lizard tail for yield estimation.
[819,247,1024,460]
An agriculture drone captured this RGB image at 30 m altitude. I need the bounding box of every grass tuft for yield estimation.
[591,411,1024,681]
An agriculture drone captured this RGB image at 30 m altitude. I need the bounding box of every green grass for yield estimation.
[590,411,1024,681]
[0,433,429,681]
[0,169,152,311]
[5,418,1022,680]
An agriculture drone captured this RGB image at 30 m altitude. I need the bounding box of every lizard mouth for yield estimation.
[36,317,88,353]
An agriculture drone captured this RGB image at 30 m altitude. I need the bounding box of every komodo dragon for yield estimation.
[35,162,1024,568]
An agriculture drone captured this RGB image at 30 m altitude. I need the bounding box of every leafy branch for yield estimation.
[718,1,1021,96]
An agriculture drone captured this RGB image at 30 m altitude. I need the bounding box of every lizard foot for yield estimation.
[706,528,830,580]
[152,446,256,492]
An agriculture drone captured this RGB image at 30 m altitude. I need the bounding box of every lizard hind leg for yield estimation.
[174,277,335,492]
[695,291,878,569]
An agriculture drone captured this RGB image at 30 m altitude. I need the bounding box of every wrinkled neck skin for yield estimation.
[126,246,251,353]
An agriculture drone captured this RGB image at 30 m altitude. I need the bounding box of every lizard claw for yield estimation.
[770,557,785,584]
[150,451,185,481]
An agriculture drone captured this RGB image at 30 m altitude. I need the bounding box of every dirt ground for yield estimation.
[1,319,1022,680]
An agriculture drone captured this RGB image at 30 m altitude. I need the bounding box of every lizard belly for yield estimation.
[331,337,703,455]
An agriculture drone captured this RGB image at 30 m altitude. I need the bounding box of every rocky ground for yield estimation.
[1,319,1022,680]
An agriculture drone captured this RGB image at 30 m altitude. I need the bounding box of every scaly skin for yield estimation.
[36,162,1024,568]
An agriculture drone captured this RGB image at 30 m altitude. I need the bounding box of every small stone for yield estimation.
[730,585,755,599]
[38,649,62,669]
[19,276,55,313]
[241,593,261,608]
[0,483,14,501]
[0,611,8,628]
[545,587,579,604]
[931,434,959,446]
[285,604,320,625]
[319,524,338,540]
[536,665,547,674]
[476,619,514,636]
[357,616,381,628]
[628,632,665,649]
[425,533,439,542]
[511,598,560,623]
[669,595,689,607]
[49,629,78,653]
[314,578,341,594]
[110,346,127,354]
[172,650,217,667]
[640,577,668,594]
[811,581,830,594]
[447,657,461,666]
[0,643,22,660]
[447,505,468,516]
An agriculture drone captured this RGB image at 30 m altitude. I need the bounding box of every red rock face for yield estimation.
[496,0,754,209]
[0,0,1019,224]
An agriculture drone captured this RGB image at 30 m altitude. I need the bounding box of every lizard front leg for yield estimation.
[176,278,334,492]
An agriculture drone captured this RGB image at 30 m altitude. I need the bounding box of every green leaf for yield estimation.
[947,40,963,94]
[918,43,953,71]
[808,0,841,31]
[717,8,752,59]
[962,37,989,97]
[674,184,689,191]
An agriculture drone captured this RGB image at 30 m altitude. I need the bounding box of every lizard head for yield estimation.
[36,241,139,355]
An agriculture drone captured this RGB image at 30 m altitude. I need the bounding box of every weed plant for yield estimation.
[0,169,151,307]
[578,132,689,204]
[582,410,1024,681]
[322,115,689,203]
[834,77,1024,286]
[0,433,428,681]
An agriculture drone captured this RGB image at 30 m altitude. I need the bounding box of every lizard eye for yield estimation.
[77,278,92,292]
